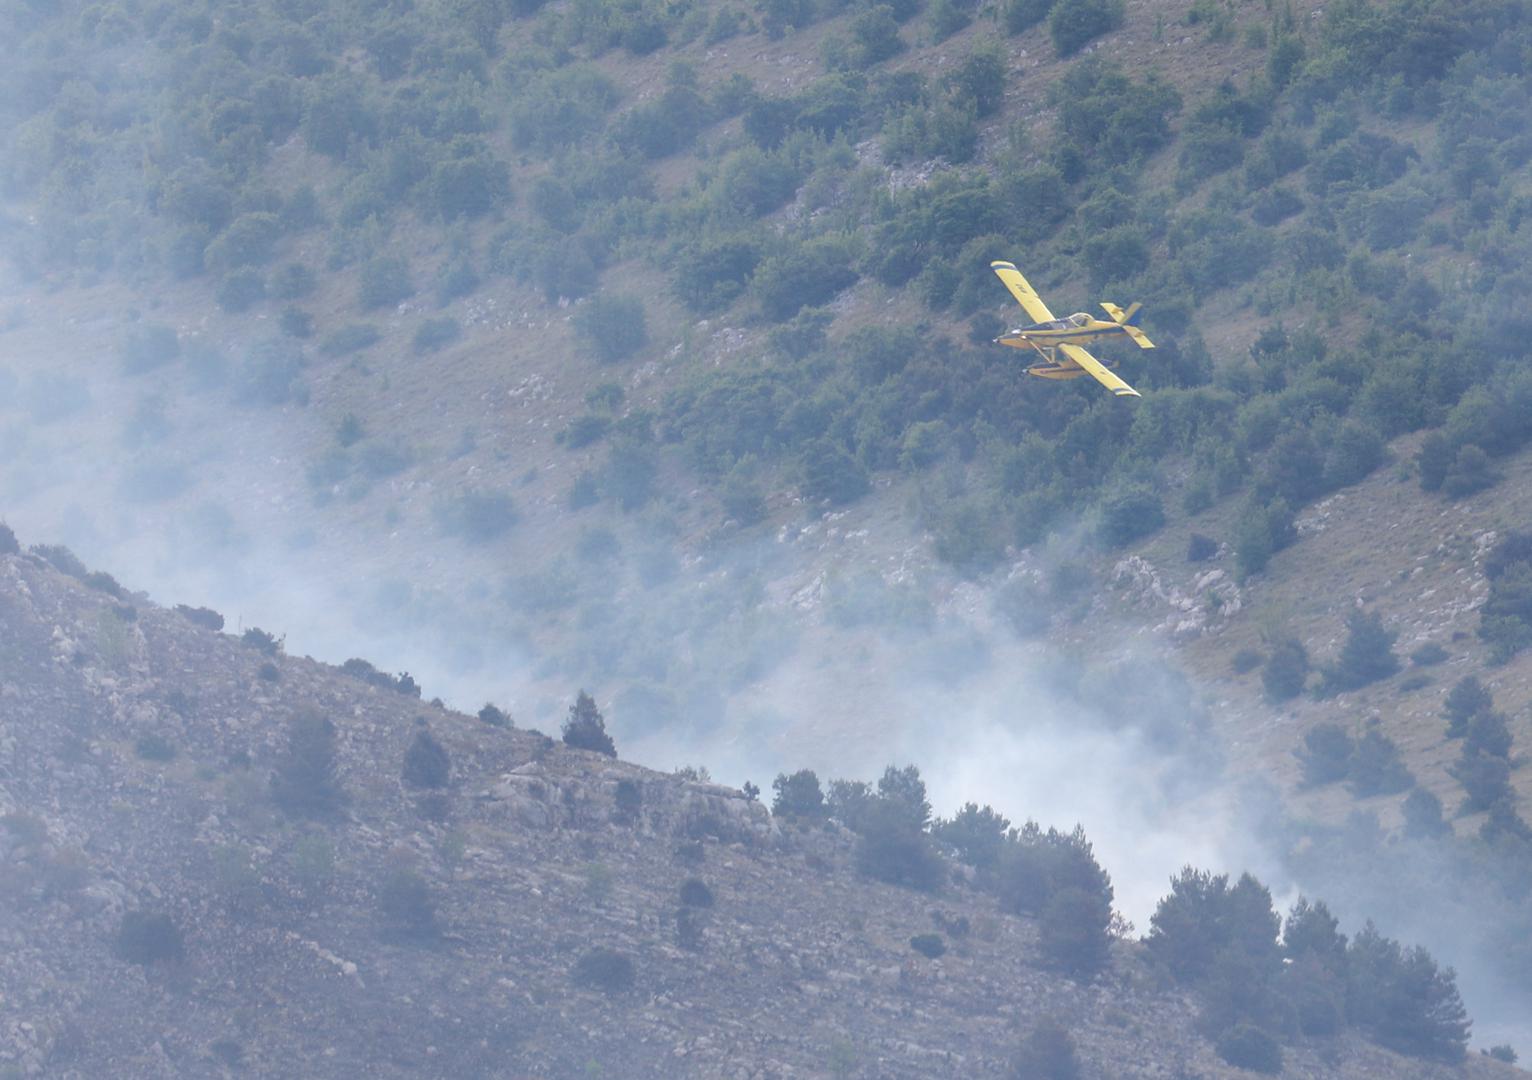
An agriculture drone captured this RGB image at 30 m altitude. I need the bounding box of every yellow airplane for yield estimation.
[989,260,1154,398]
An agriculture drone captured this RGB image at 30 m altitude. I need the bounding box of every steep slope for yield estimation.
[0,544,1517,1078]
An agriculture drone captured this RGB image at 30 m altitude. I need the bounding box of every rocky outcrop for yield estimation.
[1110,555,1244,640]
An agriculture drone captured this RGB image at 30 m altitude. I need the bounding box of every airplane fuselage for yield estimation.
[996,316,1139,350]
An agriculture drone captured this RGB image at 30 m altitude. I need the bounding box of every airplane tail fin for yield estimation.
[1101,301,1155,348]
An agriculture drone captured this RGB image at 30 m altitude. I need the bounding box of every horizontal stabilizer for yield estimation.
[1122,324,1155,349]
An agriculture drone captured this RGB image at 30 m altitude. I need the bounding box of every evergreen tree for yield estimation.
[1324,610,1400,692]
[875,764,931,831]
[1345,922,1469,1063]
[1010,1016,1079,1080]
[1464,710,1513,760]
[1296,723,1354,787]
[1401,788,1452,839]
[933,802,1011,870]
[561,690,616,756]
[270,711,346,819]
[1443,676,1493,738]
[402,728,451,789]
[1039,885,1112,978]
[1261,638,1309,702]
[771,769,827,819]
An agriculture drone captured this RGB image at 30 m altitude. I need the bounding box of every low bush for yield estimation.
[119,324,180,375]
[115,911,185,965]
[573,948,635,994]
[909,933,946,959]
[378,868,438,939]
[135,734,177,762]
[1215,1024,1283,1074]
[412,317,462,354]
[574,293,648,364]
[320,324,381,357]
[436,490,518,544]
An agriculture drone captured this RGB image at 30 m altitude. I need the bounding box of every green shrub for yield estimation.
[574,293,648,363]
[412,317,462,354]
[478,703,511,728]
[601,440,658,511]
[320,324,381,357]
[269,711,347,819]
[279,307,313,338]
[205,212,282,272]
[402,729,450,789]
[797,439,869,506]
[934,803,1011,869]
[1451,748,1511,812]
[428,146,510,219]
[1096,485,1165,547]
[1322,610,1400,693]
[1410,642,1449,667]
[135,734,177,762]
[358,256,414,310]
[217,269,267,312]
[115,911,185,965]
[1215,1024,1283,1074]
[1402,788,1451,839]
[558,414,612,449]
[1011,1017,1079,1080]
[1234,495,1295,580]
[1444,676,1493,738]
[435,258,481,304]
[232,340,306,407]
[1441,444,1499,498]
[1347,730,1413,797]
[1048,0,1124,57]
[436,490,518,543]
[771,769,827,819]
[679,878,715,908]
[573,948,635,993]
[854,800,946,892]
[1003,0,1052,34]
[1262,640,1311,698]
[1345,923,1468,1063]
[119,324,180,375]
[752,237,858,321]
[378,868,438,939]
[1231,649,1263,675]
[910,933,946,958]
[1040,885,1113,977]
[1297,723,1353,787]
[852,5,904,63]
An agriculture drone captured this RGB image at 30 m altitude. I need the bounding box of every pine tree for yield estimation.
[402,728,450,789]
[561,690,616,756]
[270,711,346,819]
[1443,676,1493,738]
[1325,610,1400,692]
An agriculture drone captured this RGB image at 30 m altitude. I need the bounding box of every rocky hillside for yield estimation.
[1,540,1520,1079]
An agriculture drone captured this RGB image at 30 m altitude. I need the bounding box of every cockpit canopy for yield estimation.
[1068,312,1091,326]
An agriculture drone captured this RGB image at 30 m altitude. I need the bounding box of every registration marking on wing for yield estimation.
[990,261,1056,325]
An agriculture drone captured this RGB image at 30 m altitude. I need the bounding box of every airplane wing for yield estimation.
[1060,343,1140,398]
[990,261,1056,324]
